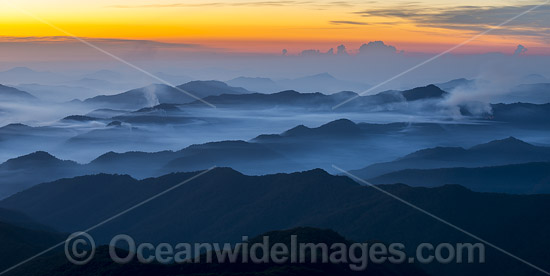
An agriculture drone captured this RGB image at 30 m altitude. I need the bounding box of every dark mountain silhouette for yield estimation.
[190,90,365,109]
[370,162,550,194]
[376,84,448,102]
[1,168,549,276]
[190,84,448,109]
[133,103,182,113]
[6,228,428,276]
[254,119,372,142]
[0,84,36,101]
[351,137,550,179]
[108,103,191,125]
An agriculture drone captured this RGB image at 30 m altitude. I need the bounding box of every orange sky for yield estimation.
[1,0,548,55]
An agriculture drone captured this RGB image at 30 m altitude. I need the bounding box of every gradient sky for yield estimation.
[1,0,549,55]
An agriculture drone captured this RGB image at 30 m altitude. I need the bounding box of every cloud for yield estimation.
[358,41,397,55]
[329,20,368,25]
[337,44,348,55]
[514,44,528,56]
[355,4,550,38]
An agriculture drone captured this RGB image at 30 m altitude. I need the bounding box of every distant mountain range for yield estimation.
[350,137,550,180]
[187,84,448,109]
[1,168,549,276]
[370,162,550,194]
[227,73,370,94]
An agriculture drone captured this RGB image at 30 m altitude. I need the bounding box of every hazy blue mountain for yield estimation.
[160,140,306,175]
[494,83,550,104]
[15,83,99,102]
[488,103,550,127]
[153,72,194,84]
[350,137,550,179]
[0,84,36,101]
[370,162,550,194]
[88,140,306,177]
[83,81,251,109]
[0,151,83,199]
[1,168,549,276]
[0,67,66,85]
[0,123,76,164]
[178,80,251,97]
[83,84,189,109]
[82,69,124,82]
[0,123,77,141]
[520,73,548,84]
[435,78,475,92]
[85,108,127,118]
[4,119,548,199]
[226,76,282,92]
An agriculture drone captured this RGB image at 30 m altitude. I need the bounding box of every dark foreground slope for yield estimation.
[0,208,66,271]
[5,228,428,276]
[1,168,549,275]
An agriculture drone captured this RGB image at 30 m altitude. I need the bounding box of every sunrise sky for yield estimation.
[1,0,549,55]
